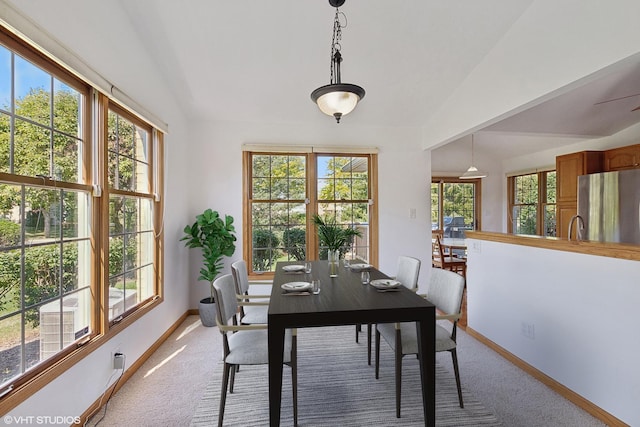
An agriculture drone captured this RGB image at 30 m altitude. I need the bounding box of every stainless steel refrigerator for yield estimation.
[577,168,640,244]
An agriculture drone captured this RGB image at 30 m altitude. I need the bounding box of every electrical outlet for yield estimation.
[521,322,535,339]
[110,344,122,366]
[113,353,125,370]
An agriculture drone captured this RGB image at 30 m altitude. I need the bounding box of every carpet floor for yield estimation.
[190,325,501,426]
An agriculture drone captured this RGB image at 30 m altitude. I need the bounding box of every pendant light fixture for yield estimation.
[459,134,487,179]
[311,0,365,123]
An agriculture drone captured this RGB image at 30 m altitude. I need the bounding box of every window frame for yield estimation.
[507,170,556,236]
[431,176,482,234]
[0,25,165,412]
[243,150,378,279]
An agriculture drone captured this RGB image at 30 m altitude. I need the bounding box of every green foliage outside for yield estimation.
[252,228,281,272]
[0,81,141,328]
[512,172,557,236]
[0,219,20,247]
[282,228,306,261]
[0,244,78,327]
[250,155,369,269]
[0,88,80,238]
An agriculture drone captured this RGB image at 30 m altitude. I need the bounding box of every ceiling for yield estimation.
[8,0,640,161]
[115,0,535,128]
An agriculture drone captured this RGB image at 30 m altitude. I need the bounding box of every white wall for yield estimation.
[186,120,434,303]
[422,0,640,147]
[466,238,640,425]
[3,1,193,422]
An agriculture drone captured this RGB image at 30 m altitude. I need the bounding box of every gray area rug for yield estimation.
[191,325,501,426]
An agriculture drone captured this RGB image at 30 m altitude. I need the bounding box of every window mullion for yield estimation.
[307,152,318,260]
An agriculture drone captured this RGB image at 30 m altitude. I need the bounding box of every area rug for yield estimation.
[190,325,501,426]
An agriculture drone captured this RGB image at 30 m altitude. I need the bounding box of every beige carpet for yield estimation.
[191,325,501,426]
[87,315,606,427]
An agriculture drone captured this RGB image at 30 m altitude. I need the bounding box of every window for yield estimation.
[508,170,556,236]
[244,150,377,276]
[106,106,157,322]
[0,27,164,407]
[431,178,481,237]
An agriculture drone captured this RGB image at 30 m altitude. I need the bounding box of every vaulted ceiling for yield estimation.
[6,0,640,161]
[117,0,640,159]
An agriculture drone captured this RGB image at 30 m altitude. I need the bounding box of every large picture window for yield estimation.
[244,149,377,276]
[0,27,164,407]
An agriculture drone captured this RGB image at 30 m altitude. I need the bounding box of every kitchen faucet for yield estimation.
[568,214,585,241]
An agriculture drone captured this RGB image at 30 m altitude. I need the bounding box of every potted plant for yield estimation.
[181,209,236,327]
[312,214,362,277]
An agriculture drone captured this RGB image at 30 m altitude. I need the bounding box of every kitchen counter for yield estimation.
[466,231,640,262]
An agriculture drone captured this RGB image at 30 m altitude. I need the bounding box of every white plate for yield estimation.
[349,263,372,271]
[369,279,402,290]
[282,265,305,272]
[281,282,312,292]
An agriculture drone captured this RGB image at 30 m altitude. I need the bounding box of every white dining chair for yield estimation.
[357,255,421,365]
[231,259,270,324]
[213,274,298,426]
[375,267,465,418]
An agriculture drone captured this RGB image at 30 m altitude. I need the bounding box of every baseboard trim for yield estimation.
[78,311,191,425]
[465,327,628,427]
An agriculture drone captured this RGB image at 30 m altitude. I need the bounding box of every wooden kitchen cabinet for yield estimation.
[555,151,603,238]
[603,144,640,171]
[557,201,579,240]
[556,151,603,203]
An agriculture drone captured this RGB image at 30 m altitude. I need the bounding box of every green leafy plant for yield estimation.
[181,209,236,301]
[312,214,361,258]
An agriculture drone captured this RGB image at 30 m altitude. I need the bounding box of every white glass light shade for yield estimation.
[459,165,487,179]
[316,90,360,117]
[311,83,365,122]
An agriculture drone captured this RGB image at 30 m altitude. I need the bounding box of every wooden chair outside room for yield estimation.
[432,234,466,278]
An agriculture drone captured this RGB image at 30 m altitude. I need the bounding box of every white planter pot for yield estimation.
[198,297,217,327]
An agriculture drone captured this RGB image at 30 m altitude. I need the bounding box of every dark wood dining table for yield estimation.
[268,260,436,426]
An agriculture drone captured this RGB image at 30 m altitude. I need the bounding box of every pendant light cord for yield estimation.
[330,9,347,84]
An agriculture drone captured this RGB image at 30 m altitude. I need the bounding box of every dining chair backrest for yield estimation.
[428,267,465,316]
[396,256,421,291]
[231,259,250,295]
[212,274,239,332]
[433,234,445,259]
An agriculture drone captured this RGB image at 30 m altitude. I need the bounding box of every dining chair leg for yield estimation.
[395,329,402,418]
[374,329,381,379]
[355,323,361,343]
[292,334,298,427]
[451,349,464,408]
[229,361,236,393]
[367,323,372,365]
[218,363,231,427]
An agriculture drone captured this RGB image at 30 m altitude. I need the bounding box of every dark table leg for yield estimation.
[268,322,285,427]
[417,310,436,427]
